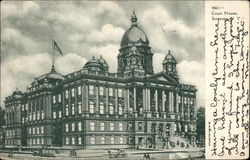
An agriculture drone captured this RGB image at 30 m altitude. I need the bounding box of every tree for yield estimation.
[0,106,6,146]
[196,107,205,145]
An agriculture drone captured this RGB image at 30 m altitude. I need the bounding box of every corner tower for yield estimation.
[117,11,154,77]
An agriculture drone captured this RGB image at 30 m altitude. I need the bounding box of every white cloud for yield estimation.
[88,44,120,72]
[87,24,124,43]
[153,53,165,73]
[177,60,205,107]
[55,53,87,75]
[1,53,51,105]
[1,1,39,19]
[1,28,39,55]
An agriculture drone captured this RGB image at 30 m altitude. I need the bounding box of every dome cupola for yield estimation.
[120,10,149,48]
[162,50,178,80]
[83,56,109,72]
[118,11,154,77]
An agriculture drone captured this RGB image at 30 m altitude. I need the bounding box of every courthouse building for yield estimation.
[4,12,197,149]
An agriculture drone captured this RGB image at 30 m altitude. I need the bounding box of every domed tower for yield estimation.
[117,11,154,77]
[162,50,179,80]
[83,56,109,73]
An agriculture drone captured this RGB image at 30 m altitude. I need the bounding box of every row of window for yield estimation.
[64,102,124,116]
[6,129,15,136]
[5,139,15,145]
[28,138,44,145]
[63,86,124,99]
[22,111,44,123]
[65,122,124,132]
[64,136,124,145]
[28,126,44,135]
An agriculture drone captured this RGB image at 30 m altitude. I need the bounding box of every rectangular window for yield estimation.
[138,122,143,131]
[65,124,69,132]
[100,102,104,114]
[72,137,75,145]
[37,127,40,134]
[119,123,123,131]
[78,122,82,131]
[59,111,62,118]
[100,122,105,131]
[53,96,56,104]
[72,123,75,132]
[41,111,44,119]
[72,104,75,115]
[65,90,69,99]
[58,94,61,102]
[66,105,69,116]
[109,88,113,96]
[78,102,82,114]
[110,122,114,131]
[89,102,94,114]
[22,117,25,123]
[90,122,95,131]
[109,104,114,114]
[41,126,44,134]
[101,136,105,144]
[110,136,115,144]
[184,97,187,104]
[99,87,104,96]
[65,107,69,116]
[29,128,31,134]
[78,137,82,145]
[33,128,36,134]
[71,88,75,97]
[37,138,40,145]
[89,85,94,95]
[66,137,69,145]
[33,112,36,121]
[53,111,56,119]
[78,86,81,95]
[90,137,95,144]
[118,105,123,115]
[33,138,36,145]
[41,138,44,145]
[119,137,124,144]
[118,88,123,97]
[37,112,40,120]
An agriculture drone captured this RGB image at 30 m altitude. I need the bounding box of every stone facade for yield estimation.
[4,12,197,149]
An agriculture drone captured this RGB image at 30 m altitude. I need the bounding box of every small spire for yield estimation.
[168,50,171,55]
[50,64,57,73]
[131,10,137,26]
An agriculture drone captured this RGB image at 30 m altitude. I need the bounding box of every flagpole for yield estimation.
[50,22,55,73]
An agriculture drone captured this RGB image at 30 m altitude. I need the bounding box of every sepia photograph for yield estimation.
[0,1,206,159]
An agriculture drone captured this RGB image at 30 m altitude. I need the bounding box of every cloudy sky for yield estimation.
[1,1,205,107]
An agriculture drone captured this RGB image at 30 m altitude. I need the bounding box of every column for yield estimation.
[155,89,159,118]
[181,96,184,120]
[188,97,190,120]
[85,85,89,113]
[143,88,146,111]
[168,91,172,112]
[96,86,99,116]
[176,93,179,114]
[127,89,130,112]
[133,87,137,116]
[124,88,128,116]
[115,88,118,116]
[155,90,158,112]
[171,92,174,113]
[105,86,109,117]
[147,88,151,111]
[162,90,166,118]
